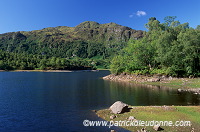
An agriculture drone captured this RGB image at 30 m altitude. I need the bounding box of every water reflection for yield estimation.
[105,80,200,106]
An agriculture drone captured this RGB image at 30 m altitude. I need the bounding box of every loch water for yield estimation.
[0,71,199,132]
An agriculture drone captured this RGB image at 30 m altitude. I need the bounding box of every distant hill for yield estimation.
[0,21,144,59]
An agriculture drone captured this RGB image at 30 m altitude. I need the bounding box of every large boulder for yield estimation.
[110,101,129,114]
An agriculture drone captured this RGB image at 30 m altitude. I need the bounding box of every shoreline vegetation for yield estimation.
[0,69,99,72]
[103,74,200,94]
[96,105,200,132]
[110,17,200,78]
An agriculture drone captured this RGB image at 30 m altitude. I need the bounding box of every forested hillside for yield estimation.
[0,21,143,70]
[1,17,199,75]
[111,17,200,77]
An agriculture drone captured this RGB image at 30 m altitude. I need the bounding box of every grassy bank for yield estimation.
[97,106,200,132]
[142,78,200,89]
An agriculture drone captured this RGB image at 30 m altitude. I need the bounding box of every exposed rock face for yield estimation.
[75,21,100,29]
[0,32,27,40]
[74,21,144,41]
[110,101,129,114]
[0,21,144,57]
[12,32,27,40]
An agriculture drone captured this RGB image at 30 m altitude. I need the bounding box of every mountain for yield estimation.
[0,21,144,59]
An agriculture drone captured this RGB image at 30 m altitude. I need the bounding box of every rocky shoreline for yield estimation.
[103,74,173,83]
[103,74,200,94]
[178,88,200,95]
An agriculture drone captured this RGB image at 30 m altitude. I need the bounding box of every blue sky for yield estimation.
[0,0,200,33]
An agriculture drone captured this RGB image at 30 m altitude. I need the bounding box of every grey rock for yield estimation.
[153,125,161,131]
[141,128,148,132]
[110,101,129,114]
[110,115,116,120]
[178,89,183,92]
[91,110,97,112]
[128,116,135,121]
[147,78,160,82]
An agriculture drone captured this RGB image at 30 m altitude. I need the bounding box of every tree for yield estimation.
[145,17,163,31]
[0,60,4,69]
[177,29,200,75]
[164,16,177,27]
[196,25,200,30]
[50,57,56,68]
[171,21,180,27]
[110,56,126,74]
[110,16,200,76]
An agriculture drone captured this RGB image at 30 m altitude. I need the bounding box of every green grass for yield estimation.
[97,68,110,70]
[97,106,200,132]
[175,106,200,124]
[142,78,200,89]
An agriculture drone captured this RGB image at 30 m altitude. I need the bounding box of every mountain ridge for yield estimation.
[0,21,144,59]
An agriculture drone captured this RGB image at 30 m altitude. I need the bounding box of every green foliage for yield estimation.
[149,68,167,75]
[164,16,177,27]
[196,25,200,30]
[0,21,144,70]
[110,56,126,74]
[111,16,200,77]
[0,50,97,70]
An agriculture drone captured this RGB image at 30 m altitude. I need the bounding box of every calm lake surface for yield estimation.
[0,71,199,132]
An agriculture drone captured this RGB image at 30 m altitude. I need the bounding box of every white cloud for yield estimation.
[129,11,147,18]
[129,14,134,18]
[136,11,147,17]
